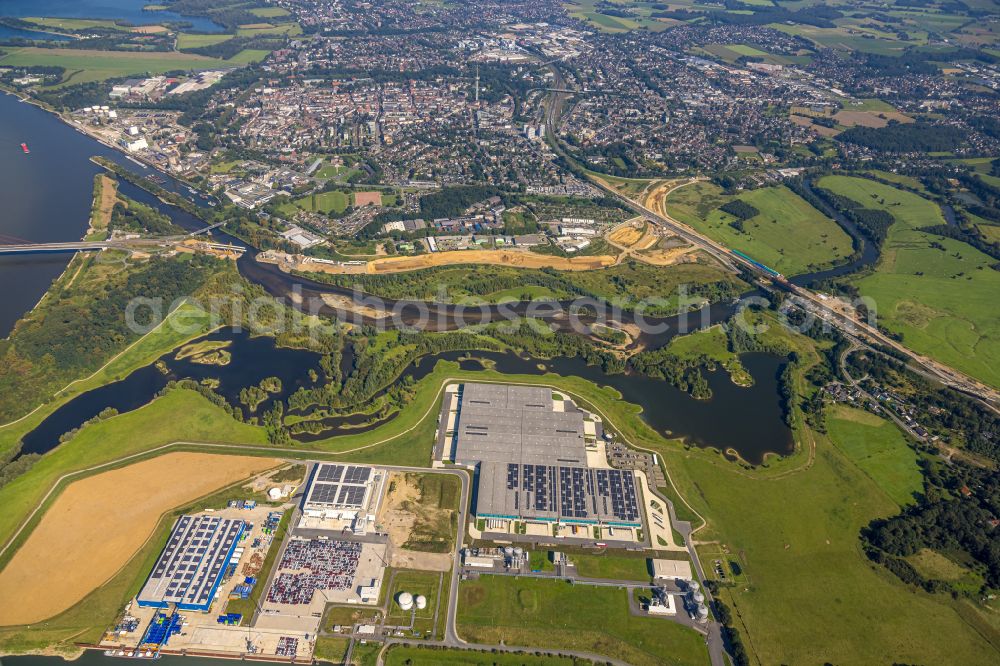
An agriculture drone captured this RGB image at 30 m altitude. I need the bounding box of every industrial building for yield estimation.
[443,383,643,530]
[137,514,245,612]
[300,463,386,533]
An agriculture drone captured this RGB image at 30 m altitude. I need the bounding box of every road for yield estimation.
[541,60,999,412]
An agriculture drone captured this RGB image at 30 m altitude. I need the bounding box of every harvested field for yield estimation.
[354,191,383,207]
[367,249,615,273]
[833,110,912,128]
[790,114,839,137]
[0,452,278,626]
[130,25,169,34]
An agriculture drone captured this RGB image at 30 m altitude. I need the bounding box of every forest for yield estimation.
[836,122,967,153]
[0,255,224,423]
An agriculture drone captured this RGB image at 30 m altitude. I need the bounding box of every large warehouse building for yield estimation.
[137,514,246,612]
[446,383,642,529]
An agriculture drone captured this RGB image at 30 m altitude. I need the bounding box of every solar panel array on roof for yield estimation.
[304,464,374,510]
[478,462,641,526]
[316,464,344,483]
[138,515,245,612]
[454,384,642,528]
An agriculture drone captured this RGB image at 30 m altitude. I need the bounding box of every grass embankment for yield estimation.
[665,182,854,275]
[819,175,1000,389]
[0,301,218,459]
[457,576,708,666]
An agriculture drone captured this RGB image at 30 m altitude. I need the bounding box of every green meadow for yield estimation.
[0,47,256,86]
[825,405,923,507]
[457,576,709,666]
[655,427,998,664]
[665,182,854,275]
[819,175,1000,389]
[279,190,353,217]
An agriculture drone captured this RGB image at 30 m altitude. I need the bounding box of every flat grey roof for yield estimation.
[452,383,641,526]
[453,384,586,466]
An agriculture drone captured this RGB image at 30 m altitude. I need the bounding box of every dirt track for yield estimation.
[367,249,615,273]
[92,175,117,231]
[0,452,278,626]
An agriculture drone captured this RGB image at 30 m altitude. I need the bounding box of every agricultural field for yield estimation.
[0,452,277,626]
[457,576,709,666]
[819,175,1000,389]
[824,405,923,508]
[0,48,228,86]
[177,33,234,49]
[699,43,811,66]
[250,7,292,18]
[236,22,302,37]
[665,182,854,275]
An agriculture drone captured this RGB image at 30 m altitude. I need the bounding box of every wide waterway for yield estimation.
[2,87,793,465]
[0,0,225,33]
[0,91,213,337]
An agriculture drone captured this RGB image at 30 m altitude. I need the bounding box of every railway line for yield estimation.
[541,62,1000,410]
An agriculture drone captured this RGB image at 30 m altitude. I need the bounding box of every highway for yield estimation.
[541,61,999,411]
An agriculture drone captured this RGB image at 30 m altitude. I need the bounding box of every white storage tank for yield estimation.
[415,595,427,610]
[397,592,414,611]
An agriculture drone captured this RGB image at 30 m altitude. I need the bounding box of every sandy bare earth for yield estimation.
[0,452,278,626]
[368,249,615,273]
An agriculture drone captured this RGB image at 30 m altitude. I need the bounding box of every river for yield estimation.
[19,327,793,464]
[0,0,224,33]
[0,91,213,337]
[2,84,793,466]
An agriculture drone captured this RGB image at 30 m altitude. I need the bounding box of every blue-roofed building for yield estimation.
[137,514,245,612]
